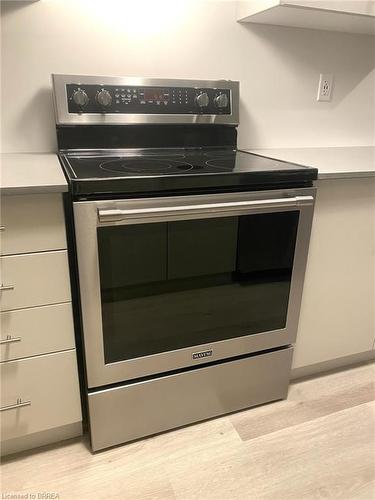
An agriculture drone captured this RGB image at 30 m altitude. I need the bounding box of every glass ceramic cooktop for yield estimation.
[61,148,313,180]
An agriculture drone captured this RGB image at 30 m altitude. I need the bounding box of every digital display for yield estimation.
[144,88,166,101]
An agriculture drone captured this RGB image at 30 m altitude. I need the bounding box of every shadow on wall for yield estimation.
[1,1,32,17]
[240,22,375,108]
[16,88,57,153]
[238,96,261,148]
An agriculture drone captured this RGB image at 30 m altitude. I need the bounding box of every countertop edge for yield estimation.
[1,153,68,195]
[0,184,69,195]
[245,148,375,180]
[317,170,375,180]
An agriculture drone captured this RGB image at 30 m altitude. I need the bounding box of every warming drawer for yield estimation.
[88,346,293,451]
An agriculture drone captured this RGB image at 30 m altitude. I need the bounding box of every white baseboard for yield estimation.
[291,350,375,380]
[1,421,82,457]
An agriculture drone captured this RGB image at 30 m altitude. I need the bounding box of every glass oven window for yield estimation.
[97,211,299,364]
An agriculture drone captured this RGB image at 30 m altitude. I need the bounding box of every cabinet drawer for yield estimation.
[1,303,75,362]
[0,194,67,256]
[0,251,71,311]
[1,350,82,442]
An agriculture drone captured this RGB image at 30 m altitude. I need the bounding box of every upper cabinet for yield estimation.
[237,0,375,35]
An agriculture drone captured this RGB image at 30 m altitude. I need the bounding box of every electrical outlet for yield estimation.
[317,74,334,102]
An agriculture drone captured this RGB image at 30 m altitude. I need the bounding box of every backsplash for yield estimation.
[1,0,374,152]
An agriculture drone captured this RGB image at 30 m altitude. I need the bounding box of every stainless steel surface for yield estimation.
[195,92,209,107]
[96,89,112,107]
[52,74,239,125]
[88,346,293,451]
[97,195,314,224]
[0,398,31,412]
[74,187,315,389]
[0,336,21,345]
[215,93,229,108]
[0,285,15,291]
[72,89,89,107]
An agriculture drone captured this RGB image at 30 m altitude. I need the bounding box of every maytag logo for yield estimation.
[192,349,213,360]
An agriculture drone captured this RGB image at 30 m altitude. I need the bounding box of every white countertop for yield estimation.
[245,146,375,180]
[1,148,373,195]
[1,153,68,194]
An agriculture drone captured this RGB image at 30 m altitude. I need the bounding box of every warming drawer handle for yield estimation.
[0,398,31,412]
[98,195,314,223]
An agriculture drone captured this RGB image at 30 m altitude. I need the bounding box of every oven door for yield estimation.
[74,187,315,388]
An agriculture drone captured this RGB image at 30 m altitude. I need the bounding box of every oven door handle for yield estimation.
[98,195,314,223]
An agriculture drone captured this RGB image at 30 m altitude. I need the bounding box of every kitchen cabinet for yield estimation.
[293,177,375,369]
[237,1,375,35]
[1,304,75,362]
[1,193,67,255]
[0,167,82,455]
[1,251,71,311]
[1,351,82,443]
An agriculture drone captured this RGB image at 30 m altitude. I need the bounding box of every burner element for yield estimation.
[100,159,193,176]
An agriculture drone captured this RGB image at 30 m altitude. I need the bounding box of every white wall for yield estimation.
[1,0,374,153]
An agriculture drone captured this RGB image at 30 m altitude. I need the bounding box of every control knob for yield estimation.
[96,89,112,107]
[215,93,229,108]
[195,92,209,108]
[72,88,89,107]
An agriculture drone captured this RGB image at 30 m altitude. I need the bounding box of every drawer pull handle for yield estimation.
[0,226,5,231]
[0,398,31,412]
[0,336,21,345]
[0,284,15,291]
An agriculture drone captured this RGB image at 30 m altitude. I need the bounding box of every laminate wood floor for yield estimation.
[1,362,375,500]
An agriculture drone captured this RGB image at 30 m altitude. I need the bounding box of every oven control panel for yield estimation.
[66,84,231,115]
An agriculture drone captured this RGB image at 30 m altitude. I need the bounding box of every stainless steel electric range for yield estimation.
[52,74,317,451]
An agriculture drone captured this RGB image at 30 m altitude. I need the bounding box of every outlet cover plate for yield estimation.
[317,73,334,102]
